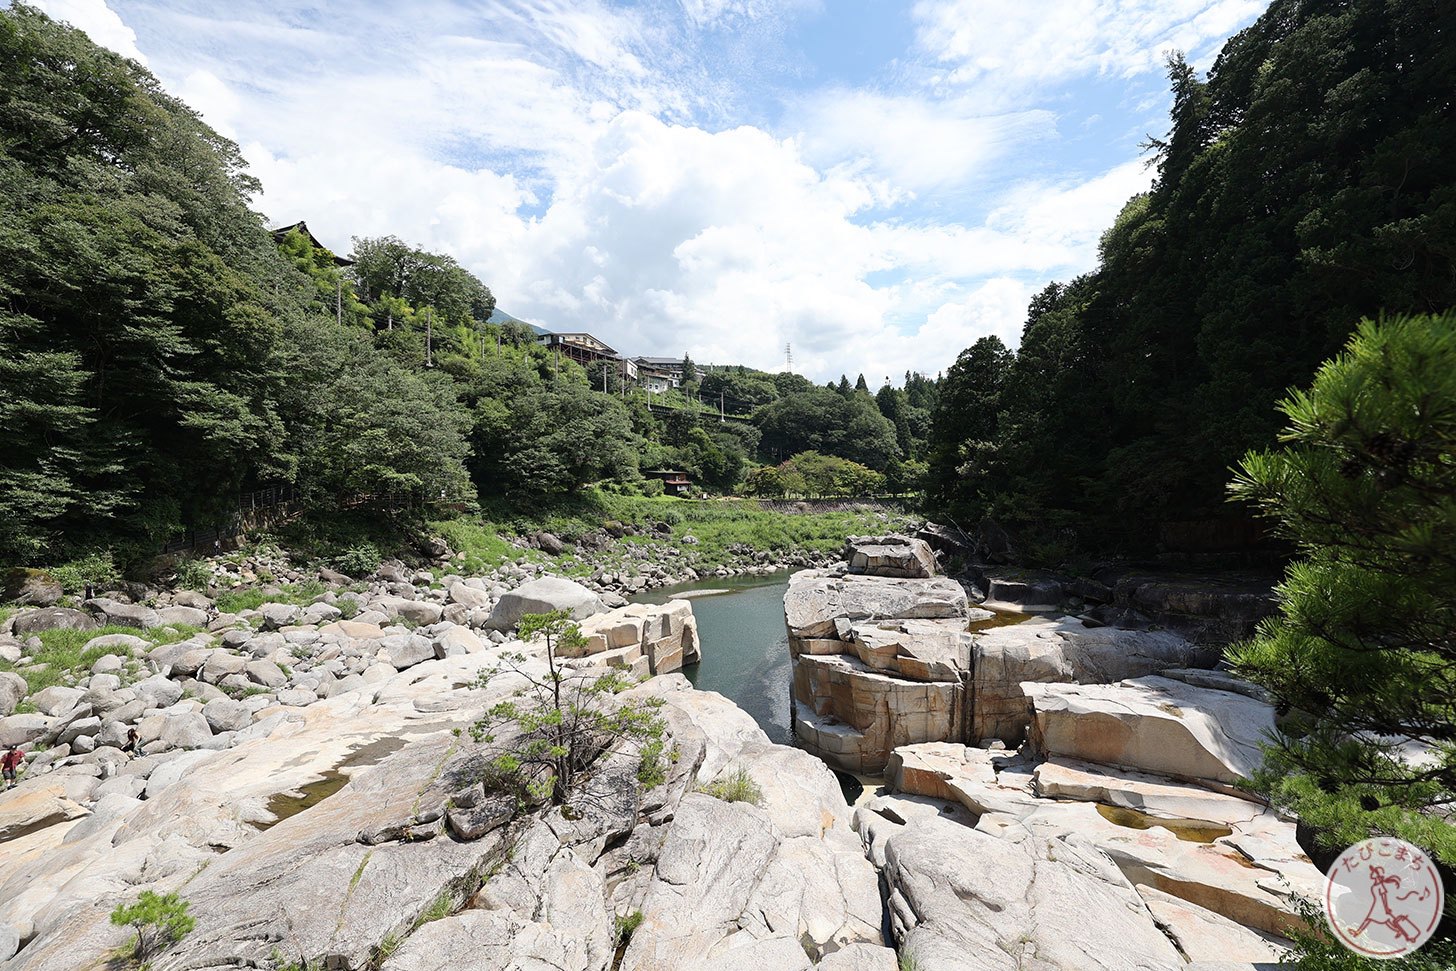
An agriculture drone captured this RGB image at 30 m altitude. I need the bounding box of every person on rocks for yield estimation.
[121,729,139,754]
[2,746,22,788]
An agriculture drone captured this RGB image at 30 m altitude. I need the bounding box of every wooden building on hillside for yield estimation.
[644,469,693,496]
[539,331,638,380]
[269,220,354,266]
[632,356,706,390]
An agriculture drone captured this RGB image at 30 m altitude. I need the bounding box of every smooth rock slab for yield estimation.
[0,780,89,841]
[881,813,1185,970]
[381,908,602,971]
[1138,886,1291,964]
[147,733,514,971]
[784,571,968,640]
[971,617,1217,744]
[1023,676,1275,787]
[621,794,782,971]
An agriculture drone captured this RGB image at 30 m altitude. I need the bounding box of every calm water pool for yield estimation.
[632,571,793,744]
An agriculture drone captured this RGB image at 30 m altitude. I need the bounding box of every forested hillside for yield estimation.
[0,5,935,567]
[930,0,1456,558]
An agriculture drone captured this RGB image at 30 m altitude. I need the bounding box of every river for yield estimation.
[631,571,794,744]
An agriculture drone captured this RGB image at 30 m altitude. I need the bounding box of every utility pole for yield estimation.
[603,362,609,394]
[720,391,725,423]
[425,308,433,368]
[386,311,393,331]
[335,280,342,326]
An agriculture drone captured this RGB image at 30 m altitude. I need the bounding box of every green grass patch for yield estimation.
[0,623,201,696]
[696,766,763,805]
[214,580,325,615]
[428,517,519,574]
[614,910,644,946]
[414,890,454,929]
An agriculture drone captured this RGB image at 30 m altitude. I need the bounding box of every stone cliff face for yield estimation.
[784,537,1220,773]
[785,536,1319,970]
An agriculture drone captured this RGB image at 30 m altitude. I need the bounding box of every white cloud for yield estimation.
[32,0,146,62]
[792,90,1054,194]
[23,0,1253,383]
[985,157,1153,265]
[912,0,1265,96]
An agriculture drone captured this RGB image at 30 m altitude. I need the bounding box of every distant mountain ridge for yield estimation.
[486,306,551,336]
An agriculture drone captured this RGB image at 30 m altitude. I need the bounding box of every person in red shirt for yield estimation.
[1,746,22,789]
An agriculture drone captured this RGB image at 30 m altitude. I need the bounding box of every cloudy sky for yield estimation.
[31,0,1263,383]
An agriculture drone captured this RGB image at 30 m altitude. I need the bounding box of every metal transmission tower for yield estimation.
[785,342,793,371]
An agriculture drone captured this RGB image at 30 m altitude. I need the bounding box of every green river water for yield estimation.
[632,571,794,745]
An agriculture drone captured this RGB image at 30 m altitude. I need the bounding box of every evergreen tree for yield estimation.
[1228,314,1456,865]
[926,336,1012,518]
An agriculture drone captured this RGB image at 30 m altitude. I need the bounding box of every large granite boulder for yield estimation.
[784,571,968,641]
[1023,676,1275,788]
[3,569,63,607]
[0,672,26,717]
[971,617,1219,744]
[375,597,444,627]
[842,619,971,682]
[487,577,604,631]
[844,535,937,579]
[568,600,700,675]
[155,605,209,628]
[12,607,96,638]
[447,581,492,609]
[29,686,84,718]
[86,598,161,630]
[983,575,1064,611]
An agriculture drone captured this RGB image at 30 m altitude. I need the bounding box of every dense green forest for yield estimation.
[0,5,935,566]
[6,0,1454,571]
[929,0,1456,559]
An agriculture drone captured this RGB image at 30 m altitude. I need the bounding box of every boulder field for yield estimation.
[0,575,896,971]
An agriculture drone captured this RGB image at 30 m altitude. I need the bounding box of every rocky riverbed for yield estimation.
[0,536,1317,971]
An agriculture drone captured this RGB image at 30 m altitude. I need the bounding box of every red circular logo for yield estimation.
[1324,838,1445,959]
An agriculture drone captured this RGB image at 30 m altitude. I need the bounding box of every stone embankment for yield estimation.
[789,535,1318,968]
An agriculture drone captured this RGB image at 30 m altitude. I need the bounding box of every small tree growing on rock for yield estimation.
[471,610,666,813]
[109,890,195,962]
[1228,314,1456,865]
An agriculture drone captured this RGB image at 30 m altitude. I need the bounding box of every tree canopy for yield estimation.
[928,0,1456,556]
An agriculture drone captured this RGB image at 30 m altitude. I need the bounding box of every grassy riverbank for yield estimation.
[4,491,914,597]
[431,493,912,576]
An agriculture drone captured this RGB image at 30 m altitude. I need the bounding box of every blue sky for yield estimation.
[30,0,1265,382]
